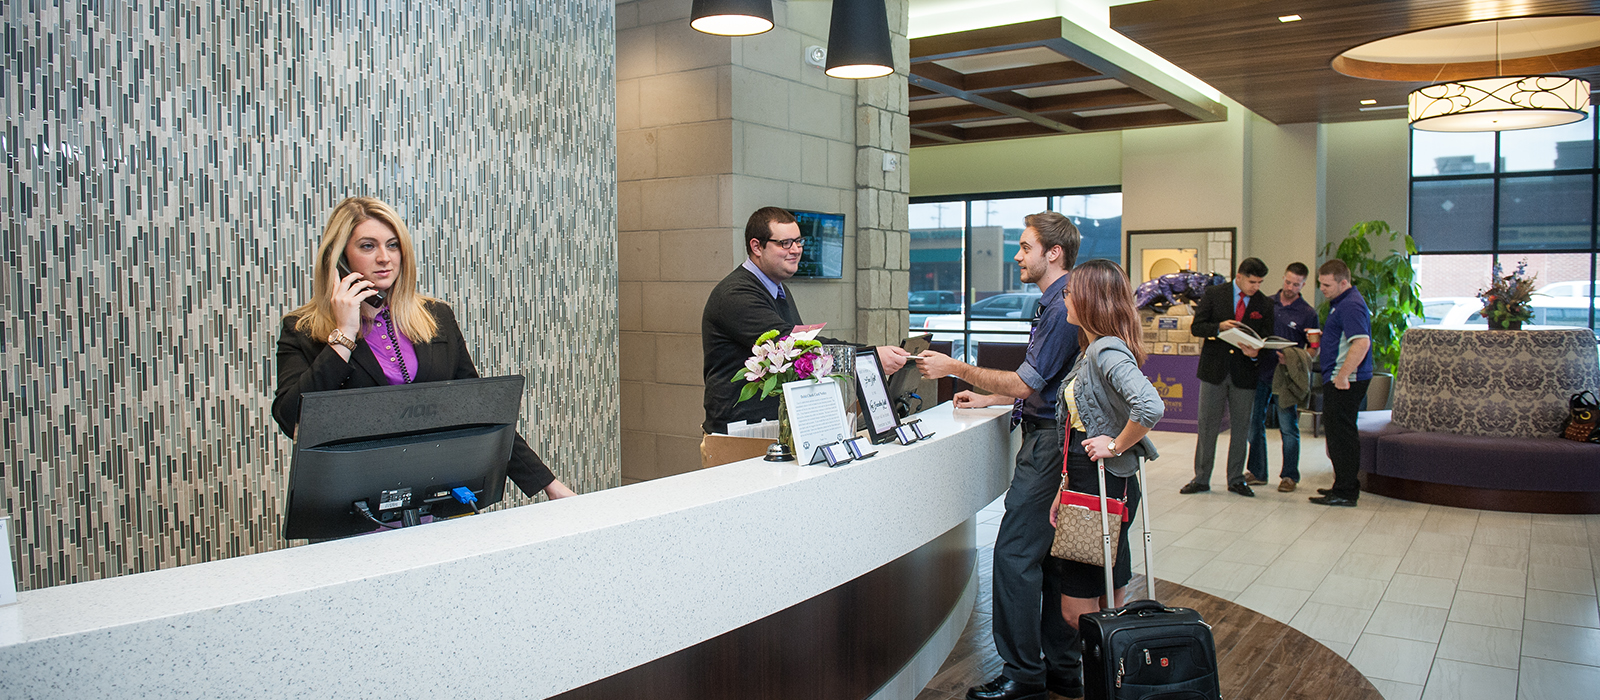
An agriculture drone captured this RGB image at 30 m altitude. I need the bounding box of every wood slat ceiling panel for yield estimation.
[907,17,1227,146]
[1109,0,1600,125]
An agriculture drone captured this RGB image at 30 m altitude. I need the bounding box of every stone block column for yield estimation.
[854,0,911,348]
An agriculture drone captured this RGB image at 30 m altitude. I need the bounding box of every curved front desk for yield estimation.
[0,404,1014,699]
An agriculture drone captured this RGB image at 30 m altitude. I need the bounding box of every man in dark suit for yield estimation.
[700,207,910,434]
[1180,258,1275,497]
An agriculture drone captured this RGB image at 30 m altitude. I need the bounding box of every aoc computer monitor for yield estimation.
[283,375,525,540]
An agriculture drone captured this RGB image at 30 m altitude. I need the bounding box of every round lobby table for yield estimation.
[0,404,1015,700]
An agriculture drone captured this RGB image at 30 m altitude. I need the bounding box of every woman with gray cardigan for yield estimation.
[1048,259,1164,626]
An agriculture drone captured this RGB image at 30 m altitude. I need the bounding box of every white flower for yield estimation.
[812,353,833,376]
[743,357,766,381]
[769,358,792,375]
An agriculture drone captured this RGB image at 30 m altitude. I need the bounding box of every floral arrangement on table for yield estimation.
[732,327,842,403]
[1477,259,1538,330]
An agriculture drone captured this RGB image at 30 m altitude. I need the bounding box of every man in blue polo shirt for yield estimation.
[1246,262,1319,492]
[1310,259,1372,507]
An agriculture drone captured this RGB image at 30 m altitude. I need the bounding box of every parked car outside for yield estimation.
[1414,295,1598,339]
[908,290,961,328]
[920,291,1040,362]
[1536,280,1599,298]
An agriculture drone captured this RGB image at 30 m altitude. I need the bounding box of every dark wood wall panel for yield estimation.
[551,519,978,700]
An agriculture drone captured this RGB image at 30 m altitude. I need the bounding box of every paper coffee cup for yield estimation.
[1306,329,1321,348]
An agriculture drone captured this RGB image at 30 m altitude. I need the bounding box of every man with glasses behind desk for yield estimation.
[701,207,911,435]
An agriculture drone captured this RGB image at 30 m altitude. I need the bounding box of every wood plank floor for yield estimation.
[917,553,1383,700]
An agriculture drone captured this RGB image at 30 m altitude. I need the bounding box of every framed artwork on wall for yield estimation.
[1125,228,1237,282]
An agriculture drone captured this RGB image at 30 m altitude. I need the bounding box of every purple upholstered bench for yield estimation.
[1357,410,1600,513]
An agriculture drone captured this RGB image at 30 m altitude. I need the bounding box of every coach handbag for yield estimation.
[1561,391,1600,444]
[1049,459,1130,566]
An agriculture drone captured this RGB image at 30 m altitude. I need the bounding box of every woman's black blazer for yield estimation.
[272,300,556,496]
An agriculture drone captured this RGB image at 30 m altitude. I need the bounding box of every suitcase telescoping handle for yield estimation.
[1096,457,1157,611]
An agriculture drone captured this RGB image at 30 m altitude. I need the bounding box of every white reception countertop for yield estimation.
[0,404,1015,698]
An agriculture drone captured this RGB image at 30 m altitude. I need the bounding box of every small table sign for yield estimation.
[781,377,854,465]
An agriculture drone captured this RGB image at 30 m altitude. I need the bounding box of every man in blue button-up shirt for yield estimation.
[916,212,1084,700]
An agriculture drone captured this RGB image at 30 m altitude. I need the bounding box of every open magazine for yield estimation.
[1218,324,1297,351]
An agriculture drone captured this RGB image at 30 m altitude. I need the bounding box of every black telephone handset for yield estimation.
[336,258,386,308]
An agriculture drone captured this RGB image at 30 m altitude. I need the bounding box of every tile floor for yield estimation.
[955,427,1600,700]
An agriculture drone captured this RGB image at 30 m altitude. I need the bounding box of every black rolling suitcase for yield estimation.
[1078,459,1222,700]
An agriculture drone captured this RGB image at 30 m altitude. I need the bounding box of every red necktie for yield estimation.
[1235,293,1247,322]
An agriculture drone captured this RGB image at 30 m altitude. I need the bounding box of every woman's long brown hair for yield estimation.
[1066,259,1146,365]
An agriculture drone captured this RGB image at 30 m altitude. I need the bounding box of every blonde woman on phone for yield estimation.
[272,196,575,502]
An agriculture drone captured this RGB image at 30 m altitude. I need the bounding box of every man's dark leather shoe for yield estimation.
[1245,475,1268,486]
[1317,487,1333,495]
[966,676,1048,700]
[1228,482,1255,497]
[1046,671,1084,698]
[1179,482,1210,494]
[1309,495,1358,507]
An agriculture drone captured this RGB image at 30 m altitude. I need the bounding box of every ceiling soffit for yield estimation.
[908,17,1228,147]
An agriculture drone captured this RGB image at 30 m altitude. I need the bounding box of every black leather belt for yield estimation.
[1020,417,1058,432]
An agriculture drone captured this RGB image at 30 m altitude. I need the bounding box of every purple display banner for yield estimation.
[1142,354,1227,434]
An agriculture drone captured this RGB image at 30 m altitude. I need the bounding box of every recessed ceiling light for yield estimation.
[1361,99,1377,105]
[1278,14,1302,23]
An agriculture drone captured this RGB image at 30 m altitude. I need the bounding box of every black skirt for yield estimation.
[1048,434,1141,599]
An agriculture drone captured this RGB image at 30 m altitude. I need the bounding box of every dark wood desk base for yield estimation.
[553,518,977,700]
[1362,471,1600,514]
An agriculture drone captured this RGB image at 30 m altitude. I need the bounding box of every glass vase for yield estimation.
[777,390,795,455]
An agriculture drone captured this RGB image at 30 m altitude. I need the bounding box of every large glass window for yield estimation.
[909,187,1122,360]
[1409,108,1599,339]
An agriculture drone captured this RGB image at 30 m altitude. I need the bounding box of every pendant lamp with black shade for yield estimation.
[825,0,894,79]
[690,0,774,37]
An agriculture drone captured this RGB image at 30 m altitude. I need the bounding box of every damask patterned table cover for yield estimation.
[1392,328,1600,438]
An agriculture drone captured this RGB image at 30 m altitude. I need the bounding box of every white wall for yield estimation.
[1320,119,1411,254]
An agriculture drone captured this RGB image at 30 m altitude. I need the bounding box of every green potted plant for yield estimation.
[1320,221,1424,410]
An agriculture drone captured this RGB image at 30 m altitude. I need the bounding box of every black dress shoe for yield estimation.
[1309,495,1358,507]
[966,676,1048,700]
[1228,482,1255,497]
[1046,672,1084,698]
[1179,482,1210,494]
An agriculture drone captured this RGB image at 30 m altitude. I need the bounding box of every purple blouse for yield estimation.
[362,307,420,385]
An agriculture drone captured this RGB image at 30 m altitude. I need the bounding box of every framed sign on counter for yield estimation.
[853,348,900,444]
[781,378,854,465]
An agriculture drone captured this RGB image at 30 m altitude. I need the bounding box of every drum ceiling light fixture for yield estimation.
[823,0,894,79]
[1405,20,1590,132]
[690,0,893,80]
[689,0,774,36]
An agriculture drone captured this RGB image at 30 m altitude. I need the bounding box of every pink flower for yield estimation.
[794,353,816,379]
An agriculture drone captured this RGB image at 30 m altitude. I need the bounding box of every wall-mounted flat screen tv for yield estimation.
[793,210,845,279]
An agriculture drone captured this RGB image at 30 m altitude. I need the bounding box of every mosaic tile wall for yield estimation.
[2,0,619,590]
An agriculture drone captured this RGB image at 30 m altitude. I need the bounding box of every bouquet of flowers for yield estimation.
[733,327,840,403]
[1477,260,1538,329]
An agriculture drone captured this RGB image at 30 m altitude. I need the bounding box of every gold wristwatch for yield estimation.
[328,328,357,351]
